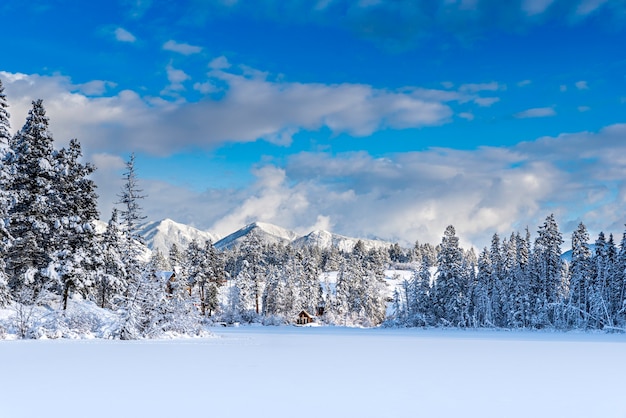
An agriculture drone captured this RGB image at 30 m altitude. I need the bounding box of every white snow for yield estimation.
[138,218,220,254]
[293,229,392,252]
[215,221,300,249]
[1,327,624,418]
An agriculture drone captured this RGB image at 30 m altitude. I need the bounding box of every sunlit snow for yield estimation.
[1,326,624,418]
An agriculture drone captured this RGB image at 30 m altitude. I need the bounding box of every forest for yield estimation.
[0,79,625,339]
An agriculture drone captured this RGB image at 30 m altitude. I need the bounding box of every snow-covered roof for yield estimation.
[154,271,175,280]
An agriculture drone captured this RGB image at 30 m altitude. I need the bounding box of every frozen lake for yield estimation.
[1,326,625,418]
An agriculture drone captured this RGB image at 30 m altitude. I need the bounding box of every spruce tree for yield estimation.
[96,209,127,308]
[117,153,147,282]
[51,139,99,310]
[531,214,564,327]
[568,222,592,328]
[4,100,57,300]
[0,79,12,306]
[0,79,10,145]
[434,225,468,326]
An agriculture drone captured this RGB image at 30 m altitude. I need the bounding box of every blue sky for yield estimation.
[2,0,626,248]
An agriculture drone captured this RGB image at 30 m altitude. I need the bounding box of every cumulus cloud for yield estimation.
[0,68,475,155]
[6,69,622,248]
[114,27,137,43]
[113,124,626,249]
[163,40,203,55]
[514,106,556,118]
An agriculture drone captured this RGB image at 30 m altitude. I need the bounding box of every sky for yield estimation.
[1,0,626,249]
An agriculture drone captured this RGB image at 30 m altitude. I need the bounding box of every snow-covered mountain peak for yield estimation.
[215,221,300,250]
[138,218,220,254]
[293,229,392,252]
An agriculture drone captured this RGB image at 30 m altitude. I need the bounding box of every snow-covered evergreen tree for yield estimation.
[0,79,10,145]
[614,230,626,326]
[117,153,147,283]
[238,233,266,315]
[4,100,58,301]
[186,240,225,316]
[168,243,183,274]
[96,209,127,308]
[434,225,468,327]
[49,139,99,310]
[472,247,492,327]
[531,214,564,327]
[567,222,592,328]
[0,79,12,306]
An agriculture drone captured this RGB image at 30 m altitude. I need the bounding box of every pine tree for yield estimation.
[186,240,225,316]
[472,247,492,327]
[117,153,147,282]
[168,243,183,274]
[96,209,127,308]
[238,233,266,315]
[0,79,12,306]
[4,100,57,300]
[590,232,614,328]
[51,139,99,310]
[0,79,10,145]
[406,253,433,326]
[434,225,468,327]
[531,214,564,327]
[568,222,592,328]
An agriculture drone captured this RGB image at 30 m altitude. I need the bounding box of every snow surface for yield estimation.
[1,327,625,418]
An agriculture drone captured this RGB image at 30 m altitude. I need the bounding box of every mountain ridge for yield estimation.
[134,218,394,253]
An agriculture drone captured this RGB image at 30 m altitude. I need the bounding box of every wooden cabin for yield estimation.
[296,310,314,325]
[155,271,176,294]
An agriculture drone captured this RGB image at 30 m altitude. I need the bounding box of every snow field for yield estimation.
[1,327,625,418]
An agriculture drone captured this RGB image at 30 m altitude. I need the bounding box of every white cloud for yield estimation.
[474,97,500,107]
[521,0,555,16]
[163,40,203,55]
[459,112,474,120]
[514,107,556,118]
[193,81,220,94]
[192,124,626,248]
[578,106,591,112]
[575,80,589,90]
[164,64,190,91]
[459,82,502,93]
[114,27,137,43]
[0,69,466,156]
[575,0,609,16]
[77,80,116,95]
[209,56,231,70]
[12,69,616,248]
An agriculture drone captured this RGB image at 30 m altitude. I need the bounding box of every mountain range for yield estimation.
[136,218,393,254]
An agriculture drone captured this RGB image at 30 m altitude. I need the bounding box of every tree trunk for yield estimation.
[63,283,70,310]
